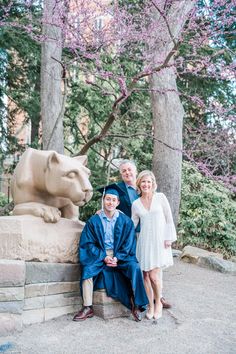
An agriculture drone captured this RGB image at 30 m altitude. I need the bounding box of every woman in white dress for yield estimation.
[131,170,177,320]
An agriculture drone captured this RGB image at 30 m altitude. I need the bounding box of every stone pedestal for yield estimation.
[93,290,130,319]
[0,215,84,263]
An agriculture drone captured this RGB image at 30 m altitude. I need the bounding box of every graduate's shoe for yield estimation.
[130,296,142,322]
[160,297,172,309]
[132,306,142,322]
[73,306,94,321]
[131,302,142,322]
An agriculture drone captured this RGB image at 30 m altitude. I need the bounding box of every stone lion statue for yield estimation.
[11,148,93,223]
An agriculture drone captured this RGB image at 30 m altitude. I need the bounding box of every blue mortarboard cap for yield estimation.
[97,183,125,199]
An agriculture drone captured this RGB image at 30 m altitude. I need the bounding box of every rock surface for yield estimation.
[181,245,223,264]
[180,245,236,274]
[198,256,236,274]
[0,215,84,263]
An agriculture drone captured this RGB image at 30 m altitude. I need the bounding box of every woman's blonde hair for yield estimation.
[136,170,157,194]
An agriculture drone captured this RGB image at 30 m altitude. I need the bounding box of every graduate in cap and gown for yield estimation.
[73,184,148,322]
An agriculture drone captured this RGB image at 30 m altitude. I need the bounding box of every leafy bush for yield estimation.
[0,193,8,208]
[177,162,236,258]
[79,191,101,222]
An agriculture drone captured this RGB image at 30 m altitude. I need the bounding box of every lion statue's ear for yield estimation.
[47,152,60,170]
[73,155,87,166]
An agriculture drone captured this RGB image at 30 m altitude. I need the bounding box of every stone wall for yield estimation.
[0,260,24,335]
[0,260,82,336]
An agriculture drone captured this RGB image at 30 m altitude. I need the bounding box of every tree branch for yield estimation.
[107,132,182,153]
[150,0,178,47]
[77,42,178,155]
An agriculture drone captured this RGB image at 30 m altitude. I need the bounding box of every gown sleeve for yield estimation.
[79,218,106,266]
[115,217,137,262]
[160,193,177,242]
[131,202,140,229]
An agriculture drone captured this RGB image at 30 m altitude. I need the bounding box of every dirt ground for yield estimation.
[1,258,236,354]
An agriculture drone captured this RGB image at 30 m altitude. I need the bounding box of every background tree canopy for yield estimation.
[0,0,235,257]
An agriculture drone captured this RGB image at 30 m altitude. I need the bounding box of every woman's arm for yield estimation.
[131,202,140,228]
[161,193,177,242]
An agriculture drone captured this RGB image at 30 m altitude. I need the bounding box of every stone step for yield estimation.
[0,287,24,302]
[25,281,80,298]
[24,292,81,310]
[22,305,79,325]
[0,260,25,287]
[25,262,80,284]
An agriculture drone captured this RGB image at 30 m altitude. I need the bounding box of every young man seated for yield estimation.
[73,184,148,322]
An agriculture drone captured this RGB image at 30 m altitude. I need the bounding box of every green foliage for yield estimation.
[65,49,153,223]
[79,190,101,222]
[0,193,8,208]
[0,2,41,166]
[177,1,236,179]
[177,162,236,258]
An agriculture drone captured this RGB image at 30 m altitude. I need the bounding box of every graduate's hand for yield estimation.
[164,240,172,248]
[107,257,118,267]
[113,257,118,263]
[107,262,117,267]
[104,256,118,267]
[104,256,113,264]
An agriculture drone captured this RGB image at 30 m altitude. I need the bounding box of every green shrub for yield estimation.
[0,193,8,208]
[177,162,236,258]
[79,191,101,222]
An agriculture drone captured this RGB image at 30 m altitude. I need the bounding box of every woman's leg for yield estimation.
[149,268,162,319]
[143,271,154,318]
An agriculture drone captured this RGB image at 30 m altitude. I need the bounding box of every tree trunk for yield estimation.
[150,1,195,224]
[31,114,40,146]
[150,67,184,224]
[40,0,64,153]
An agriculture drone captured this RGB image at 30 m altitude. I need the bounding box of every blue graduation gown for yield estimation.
[79,212,148,310]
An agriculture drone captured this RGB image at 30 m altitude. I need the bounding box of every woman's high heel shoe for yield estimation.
[153,303,163,320]
[146,307,154,320]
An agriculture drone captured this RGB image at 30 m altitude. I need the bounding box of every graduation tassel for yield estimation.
[101,187,106,211]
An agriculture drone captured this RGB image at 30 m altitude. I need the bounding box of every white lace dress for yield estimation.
[131,192,177,271]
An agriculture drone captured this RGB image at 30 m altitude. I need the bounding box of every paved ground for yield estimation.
[1,258,236,354]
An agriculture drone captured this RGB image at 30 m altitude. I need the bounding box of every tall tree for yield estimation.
[149,1,195,223]
[41,0,64,153]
